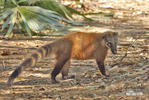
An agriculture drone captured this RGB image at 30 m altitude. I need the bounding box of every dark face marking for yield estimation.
[103,32,118,54]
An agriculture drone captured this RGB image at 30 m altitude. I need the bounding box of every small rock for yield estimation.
[39,87,45,91]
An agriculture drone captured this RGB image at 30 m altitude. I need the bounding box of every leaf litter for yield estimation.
[0,0,149,99]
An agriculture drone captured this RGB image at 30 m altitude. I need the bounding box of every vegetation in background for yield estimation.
[0,0,83,37]
[0,0,114,37]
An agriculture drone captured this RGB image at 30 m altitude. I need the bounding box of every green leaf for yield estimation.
[19,8,32,36]
[23,21,32,36]
[65,6,92,21]
[1,1,83,37]
[38,14,64,27]
[34,0,72,19]
[19,6,52,31]
[19,6,73,31]
[26,7,64,25]
[5,13,16,37]
[0,0,5,8]
[11,0,17,6]
[27,19,46,31]
[17,0,27,3]
[18,0,40,5]
[0,9,13,22]
[2,12,14,30]
[27,6,81,25]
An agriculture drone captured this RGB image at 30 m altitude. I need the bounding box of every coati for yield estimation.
[8,31,118,86]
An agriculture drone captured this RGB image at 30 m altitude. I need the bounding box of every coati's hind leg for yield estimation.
[61,60,75,80]
[51,40,72,83]
[61,60,70,80]
[51,53,70,83]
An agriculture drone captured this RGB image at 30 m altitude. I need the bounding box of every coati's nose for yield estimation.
[112,50,117,54]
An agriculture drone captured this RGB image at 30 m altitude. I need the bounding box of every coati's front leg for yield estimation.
[95,47,109,77]
[96,60,107,76]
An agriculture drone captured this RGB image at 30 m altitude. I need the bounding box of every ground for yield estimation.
[0,0,149,100]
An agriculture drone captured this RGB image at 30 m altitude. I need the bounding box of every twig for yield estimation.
[111,51,128,67]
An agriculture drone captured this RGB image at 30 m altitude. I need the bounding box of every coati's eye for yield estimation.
[106,42,112,47]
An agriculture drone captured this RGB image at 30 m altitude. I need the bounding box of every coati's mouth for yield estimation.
[111,50,117,54]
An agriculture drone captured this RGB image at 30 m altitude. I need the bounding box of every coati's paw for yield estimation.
[7,78,13,87]
[62,76,68,80]
[62,75,75,80]
[104,74,110,77]
[51,80,60,84]
[102,74,110,79]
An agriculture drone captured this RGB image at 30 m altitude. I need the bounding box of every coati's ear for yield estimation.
[102,32,108,39]
[114,32,118,36]
[102,31,118,39]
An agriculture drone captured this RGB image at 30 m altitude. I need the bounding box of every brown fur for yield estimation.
[8,31,118,86]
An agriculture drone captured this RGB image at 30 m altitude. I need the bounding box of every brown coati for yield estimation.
[7,31,118,86]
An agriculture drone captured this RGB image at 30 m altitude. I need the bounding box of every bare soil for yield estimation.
[0,0,149,100]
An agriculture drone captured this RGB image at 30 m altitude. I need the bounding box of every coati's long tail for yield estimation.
[7,44,52,86]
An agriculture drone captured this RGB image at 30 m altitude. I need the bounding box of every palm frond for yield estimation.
[2,11,14,30]
[0,0,83,37]
[11,0,17,5]
[34,0,73,19]
[19,8,32,36]
[0,9,13,21]
[18,0,40,5]
[18,6,73,31]
[26,6,81,25]
[0,5,82,37]
[0,0,5,9]
[5,9,17,37]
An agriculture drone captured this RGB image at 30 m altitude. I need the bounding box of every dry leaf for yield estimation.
[0,49,11,56]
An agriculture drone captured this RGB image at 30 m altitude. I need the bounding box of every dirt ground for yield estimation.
[0,0,149,100]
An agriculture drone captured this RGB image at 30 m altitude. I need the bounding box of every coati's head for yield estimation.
[103,31,118,54]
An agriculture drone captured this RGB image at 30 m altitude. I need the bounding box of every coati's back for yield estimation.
[65,32,105,60]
